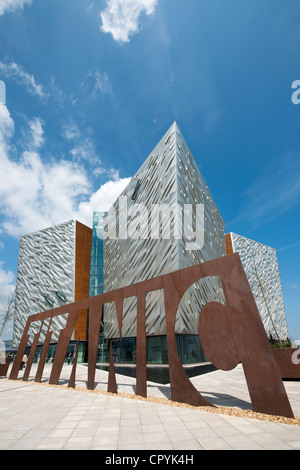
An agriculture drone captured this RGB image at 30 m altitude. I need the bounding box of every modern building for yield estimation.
[225,232,289,341]
[102,122,226,363]
[13,220,92,353]
[11,123,291,367]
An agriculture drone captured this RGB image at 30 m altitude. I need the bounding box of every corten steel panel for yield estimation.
[9,254,294,419]
[0,359,10,377]
[49,305,80,385]
[272,348,300,379]
[68,340,80,388]
[35,323,53,382]
[9,327,30,380]
[136,286,147,397]
[107,341,117,394]
[87,302,103,391]
[22,321,44,381]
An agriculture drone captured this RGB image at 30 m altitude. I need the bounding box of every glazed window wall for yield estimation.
[96,334,207,365]
[22,335,207,366]
[24,340,87,365]
[89,212,106,298]
[88,212,106,342]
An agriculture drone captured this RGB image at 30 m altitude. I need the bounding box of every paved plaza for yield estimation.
[0,362,299,450]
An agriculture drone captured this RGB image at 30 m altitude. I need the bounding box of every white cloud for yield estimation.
[75,177,131,226]
[0,0,32,16]
[0,261,15,328]
[100,0,158,43]
[0,105,130,237]
[0,61,46,99]
[0,262,15,340]
[0,102,14,146]
[27,117,44,149]
[0,262,15,301]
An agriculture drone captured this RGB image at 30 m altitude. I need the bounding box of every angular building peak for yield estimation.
[103,124,225,339]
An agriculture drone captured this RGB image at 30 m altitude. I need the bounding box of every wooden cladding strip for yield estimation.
[225,233,234,255]
[74,221,92,341]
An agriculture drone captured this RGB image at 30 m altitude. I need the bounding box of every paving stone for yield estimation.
[63,436,93,449]
[0,363,299,451]
[198,436,232,450]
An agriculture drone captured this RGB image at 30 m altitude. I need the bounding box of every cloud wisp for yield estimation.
[0,0,32,16]
[228,154,300,231]
[0,60,46,99]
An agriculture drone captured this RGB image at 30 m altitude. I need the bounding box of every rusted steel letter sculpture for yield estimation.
[9,254,294,418]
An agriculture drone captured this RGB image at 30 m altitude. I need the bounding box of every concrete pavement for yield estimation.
[0,363,299,450]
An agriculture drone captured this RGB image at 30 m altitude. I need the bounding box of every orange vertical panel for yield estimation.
[74,221,92,341]
[225,233,234,255]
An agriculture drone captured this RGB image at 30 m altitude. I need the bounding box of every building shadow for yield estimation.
[198,390,252,410]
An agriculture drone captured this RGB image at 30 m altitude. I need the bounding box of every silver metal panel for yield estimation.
[13,220,76,347]
[103,122,226,338]
[230,232,289,340]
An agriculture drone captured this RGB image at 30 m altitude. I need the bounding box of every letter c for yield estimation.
[198,302,240,371]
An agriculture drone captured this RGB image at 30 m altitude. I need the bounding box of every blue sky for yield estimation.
[0,0,299,341]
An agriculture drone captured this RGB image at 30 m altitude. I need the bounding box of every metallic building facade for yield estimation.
[13,220,92,348]
[103,122,226,340]
[226,232,289,340]
[13,220,75,347]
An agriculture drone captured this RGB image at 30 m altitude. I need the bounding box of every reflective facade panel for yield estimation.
[227,232,289,340]
[13,220,76,347]
[13,220,92,347]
